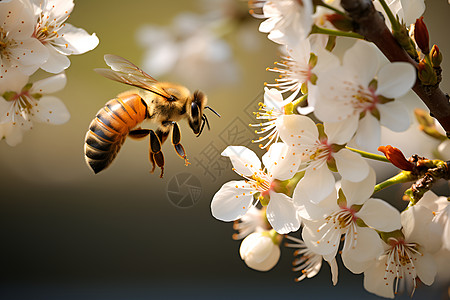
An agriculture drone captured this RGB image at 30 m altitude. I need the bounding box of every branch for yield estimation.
[340,0,450,137]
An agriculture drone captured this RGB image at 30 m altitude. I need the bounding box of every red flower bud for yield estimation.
[378,145,414,171]
[430,44,443,68]
[414,17,430,54]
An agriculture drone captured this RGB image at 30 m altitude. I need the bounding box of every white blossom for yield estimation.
[374,0,425,27]
[417,191,450,251]
[298,169,402,272]
[278,114,370,203]
[250,87,293,149]
[0,73,69,146]
[211,144,300,234]
[30,0,99,73]
[240,231,281,271]
[310,40,415,151]
[265,37,340,102]
[259,0,313,46]
[0,0,48,78]
[363,205,442,298]
[285,234,338,285]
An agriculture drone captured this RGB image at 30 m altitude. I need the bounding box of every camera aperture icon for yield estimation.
[167,173,202,209]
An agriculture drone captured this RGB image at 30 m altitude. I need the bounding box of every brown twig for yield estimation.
[340,0,450,137]
[404,155,450,204]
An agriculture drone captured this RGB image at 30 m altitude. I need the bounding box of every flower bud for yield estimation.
[239,231,280,271]
[393,24,418,59]
[378,145,414,171]
[414,108,446,140]
[418,60,437,85]
[430,45,443,68]
[325,14,353,32]
[414,17,430,54]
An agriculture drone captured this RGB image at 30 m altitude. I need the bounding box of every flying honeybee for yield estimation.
[84,54,219,177]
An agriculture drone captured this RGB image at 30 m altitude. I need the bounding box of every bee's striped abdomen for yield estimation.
[84,93,147,174]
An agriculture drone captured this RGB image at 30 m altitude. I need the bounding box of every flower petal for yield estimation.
[0,98,14,124]
[356,198,401,232]
[401,205,434,243]
[263,87,285,111]
[262,142,284,173]
[341,167,376,206]
[277,114,318,146]
[0,68,28,94]
[342,227,382,274]
[343,40,380,87]
[221,146,261,177]
[311,80,357,123]
[376,62,415,98]
[31,73,67,94]
[399,0,426,27]
[211,181,254,222]
[294,185,337,220]
[354,113,380,152]
[414,252,437,286]
[44,0,75,17]
[324,118,358,145]
[302,220,340,257]
[301,163,335,204]
[378,101,410,132]
[0,1,34,38]
[363,258,395,299]
[266,192,300,234]
[334,148,370,182]
[1,117,32,146]
[39,47,71,74]
[10,38,49,75]
[417,190,441,211]
[328,258,339,286]
[55,23,100,55]
[263,143,299,181]
[33,96,70,125]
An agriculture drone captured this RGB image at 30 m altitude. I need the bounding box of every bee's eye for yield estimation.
[191,102,199,118]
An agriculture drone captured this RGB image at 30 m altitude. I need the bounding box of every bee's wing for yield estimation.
[94,54,172,100]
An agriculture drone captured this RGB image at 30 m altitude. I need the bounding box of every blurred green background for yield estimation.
[0,1,449,299]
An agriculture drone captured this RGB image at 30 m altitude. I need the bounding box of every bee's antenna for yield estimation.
[205,106,221,118]
[196,107,218,137]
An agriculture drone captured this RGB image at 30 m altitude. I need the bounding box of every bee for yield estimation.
[84,54,220,177]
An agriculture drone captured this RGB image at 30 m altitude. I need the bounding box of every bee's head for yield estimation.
[188,90,207,135]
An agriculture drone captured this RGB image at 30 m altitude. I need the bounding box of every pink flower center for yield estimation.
[384,237,423,296]
[349,84,379,113]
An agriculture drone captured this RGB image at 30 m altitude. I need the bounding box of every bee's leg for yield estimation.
[149,130,165,178]
[171,122,190,166]
[155,126,170,146]
[129,128,150,139]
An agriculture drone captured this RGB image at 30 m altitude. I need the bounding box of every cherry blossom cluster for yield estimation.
[0,0,98,145]
[211,0,450,298]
